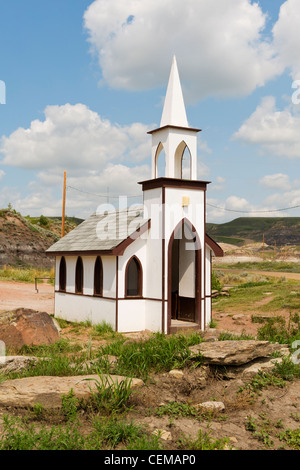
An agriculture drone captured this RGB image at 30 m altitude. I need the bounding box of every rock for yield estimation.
[0,374,144,409]
[201,328,219,342]
[226,357,284,379]
[195,401,225,412]
[0,355,39,373]
[189,340,283,366]
[0,309,60,351]
[152,429,172,441]
[169,369,184,378]
[232,314,246,321]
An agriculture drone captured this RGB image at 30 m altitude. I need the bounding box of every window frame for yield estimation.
[75,256,84,294]
[124,255,143,298]
[59,256,66,292]
[93,256,103,297]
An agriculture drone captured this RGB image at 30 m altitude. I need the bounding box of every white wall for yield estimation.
[55,292,116,328]
[118,299,146,332]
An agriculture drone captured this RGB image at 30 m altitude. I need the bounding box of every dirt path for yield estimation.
[0,280,54,314]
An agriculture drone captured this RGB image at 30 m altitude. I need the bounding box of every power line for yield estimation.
[66,185,142,199]
[67,184,300,214]
[207,202,300,214]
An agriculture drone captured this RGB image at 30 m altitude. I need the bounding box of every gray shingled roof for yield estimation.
[46,205,149,254]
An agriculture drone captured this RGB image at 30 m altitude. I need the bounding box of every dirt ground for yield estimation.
[0,280,54,314]
[0,278,299,450]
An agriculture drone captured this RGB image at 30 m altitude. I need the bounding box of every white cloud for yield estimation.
[0,103,152,170]
[210,176,226,192]
[233,96,300,158]
[0,169,5,181]
[259,173,291,191]
[264,189,300,210]
[18,163,149,218]
[83,0,282,101]
[273,0,300,80]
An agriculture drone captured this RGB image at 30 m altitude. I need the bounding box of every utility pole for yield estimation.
[61,170,66,238]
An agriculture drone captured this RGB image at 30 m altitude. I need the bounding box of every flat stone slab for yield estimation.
[0,374,144,409]
[189,340,284,365]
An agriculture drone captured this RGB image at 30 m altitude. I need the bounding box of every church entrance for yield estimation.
[168,219,201,329]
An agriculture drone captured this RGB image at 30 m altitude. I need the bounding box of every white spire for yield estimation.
[160,56,188,128]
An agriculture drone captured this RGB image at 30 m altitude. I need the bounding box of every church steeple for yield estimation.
[160,56,188,128]
[148,56,201,180]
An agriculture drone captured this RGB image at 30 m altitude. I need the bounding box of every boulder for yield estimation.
[225,357,284,379]
[0,355,39,373]
[0,308,60,350]
[189,340,283,366]
[0,374,144,408]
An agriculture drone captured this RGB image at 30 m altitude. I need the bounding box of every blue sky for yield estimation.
[0,0,300,223]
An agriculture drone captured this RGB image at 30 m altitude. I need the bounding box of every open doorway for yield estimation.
[168,219,201,329]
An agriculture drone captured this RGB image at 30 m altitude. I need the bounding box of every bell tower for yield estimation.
[148,56,201,180]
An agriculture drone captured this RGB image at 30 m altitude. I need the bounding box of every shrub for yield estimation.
[257,314,300,345]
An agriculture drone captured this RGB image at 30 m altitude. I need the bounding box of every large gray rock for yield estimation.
[0,308,60,350]
[189,340,284,365]
[0,374,144,408]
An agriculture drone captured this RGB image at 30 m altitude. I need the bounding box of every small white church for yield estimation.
[46,57,223,334]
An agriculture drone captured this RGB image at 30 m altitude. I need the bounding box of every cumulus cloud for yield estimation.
[273,0,300,80]
[0,169,5,181]
[83,0,282,101]
[0,103,153,170]
[233,96,300,158]
[259,173,291,191]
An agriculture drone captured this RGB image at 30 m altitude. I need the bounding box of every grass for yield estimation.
[84,371,133,413]
[0,265,54,284]
[213,276,300,317]
[98,331,204,380]
[178,428,230,450]
[256,314,300,345]
[216,260,300,273]
[154,401,199,419]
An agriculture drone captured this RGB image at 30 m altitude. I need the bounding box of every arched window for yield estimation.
[125,256,142,297]
[75,256,84,294]
[59,256,66,292]
[155,142,166,178]
[94,256,103,296]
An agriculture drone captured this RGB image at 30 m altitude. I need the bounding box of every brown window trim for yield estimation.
[59,256,66,292]
[75,256,84,295]
[93,256,103,297]
[124,255,143,299]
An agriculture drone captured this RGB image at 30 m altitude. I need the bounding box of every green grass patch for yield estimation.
[279,428,300,450]
[216,260,300,273]
[178,428,230,450]
[154,401,199,419]
[99,332,204,380]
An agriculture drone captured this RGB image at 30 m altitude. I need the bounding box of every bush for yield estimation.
[211,270,222,291]
[257,314,300,345]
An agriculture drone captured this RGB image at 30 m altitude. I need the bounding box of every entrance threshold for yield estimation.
[170,319,201,334]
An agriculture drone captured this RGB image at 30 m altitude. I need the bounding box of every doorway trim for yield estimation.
[167,218,201,334]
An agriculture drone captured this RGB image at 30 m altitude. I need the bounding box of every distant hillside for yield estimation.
[0,210,82,268]
[207,217,300,247]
